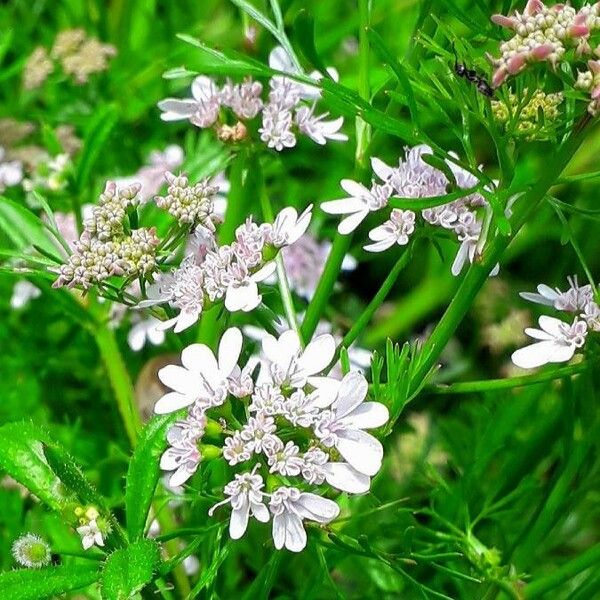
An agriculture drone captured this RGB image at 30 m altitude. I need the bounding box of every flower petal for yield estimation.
[272,512,286,550]
[339,402,389,430]
[154,391,194,414]
[298,334,336,376]
[338,210,368,234]
[325,463,371,493]
[158,364,200,395]
[333,371,368,419]
[229,500,250,540]
[336,429,384,476]
[295,492,340,523]
[218,327,243,377]
[284,512,308,552]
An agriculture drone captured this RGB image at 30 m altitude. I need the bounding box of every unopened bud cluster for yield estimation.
[575,59,600,114]
[23,28,116,89]
[155,172,218,227]
[492,89,563,137]
[53,182,159,289]
[488,1,600,87]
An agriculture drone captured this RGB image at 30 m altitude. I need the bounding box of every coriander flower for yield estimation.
[314,371,389,476]
[520,275,593,312]
[127,316,165,352]
[223,260,277,312]
[209,467,270,540]
[269,486,339,552]
[294,106,347,145]
[154,327,243,413]
[321,179,392,234]
[511,315,588,369]
[364,209,416,252]
[158,76,221,128]
[269,204,313,248]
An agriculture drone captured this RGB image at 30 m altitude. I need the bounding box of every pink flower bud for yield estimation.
[531,44,554,60]
[525,0,544,16]
[491,14,517,29]
[507,53,527,75]
[591,85,600,100]
[492,66,509,88]
[588,59,600,74]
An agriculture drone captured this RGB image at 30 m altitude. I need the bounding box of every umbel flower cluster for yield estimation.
[321,144,495,276]
[53,182,159,289]
[492,89,564,138]
[488,0,600,87]
[154,327,389,552]
[23,28,116,90]
[140,204,312,332]
[512,275,599,368]
[158,46,347,150]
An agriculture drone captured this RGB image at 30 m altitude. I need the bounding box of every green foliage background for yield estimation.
[1,0,599,598]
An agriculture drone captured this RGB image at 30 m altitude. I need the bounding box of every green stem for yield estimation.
[301,0,371,341]
[426,360,593,395]
[524,543,600,598]
[409,115,591,394]
[336,246,411,358]
[93,319,141,447]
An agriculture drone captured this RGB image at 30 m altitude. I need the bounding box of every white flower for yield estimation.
[224,261,277,312]
[0,146,23,191]
[249,383,285,415]
[127,316,165,351]
[259,104,296,151]
[364,209,416,252]
[266,439,304,476]
[240,413,277,453]
[139,257,204,333]
[154,327,243,413]
[321,180,392,234]
[209,468,270,540]
[269,486,339,552]
[222,431,253,465]
[158,76,220,128]
[314,371,389,476]
[220,78,263,119]
[76,519,104,550]
[10,280,41,309]
[269,205,313,248]
[511,316,588,369]
[295,106,347,145]
[582,300,600,331]
[520,276,593,312]
[261,329,336,389]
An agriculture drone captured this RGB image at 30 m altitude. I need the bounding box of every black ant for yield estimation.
[452,44,494,98]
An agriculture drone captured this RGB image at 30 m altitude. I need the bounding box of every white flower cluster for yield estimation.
[53,182,159,289]
[140,205,312,332]
[155,171,218,228]
[575,59,600,115]
[158,46,347,151]
[489,0,600,87]
[512,275,599,368]
[154,326,389,552]
[0,146,23,192]
[321,144,495,276]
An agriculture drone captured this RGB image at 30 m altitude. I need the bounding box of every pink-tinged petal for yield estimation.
[512,340,560,369]
[591,85,600,100]
[298,334,336,376]
[333,371,368,418]
[229,500,250,540]
[570,24,590,38]
[336,429,384,476]
[338,210,368,234]
[158,364,200,395]
[283,512,307,552]
[272,512,287,549]
[507,54,527,75]
[154,391,194,414]
[339,402,389,430]
[181,343,217,374]
[325,463,371,493]
[218,327,243,377]
[491,14,517,29]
